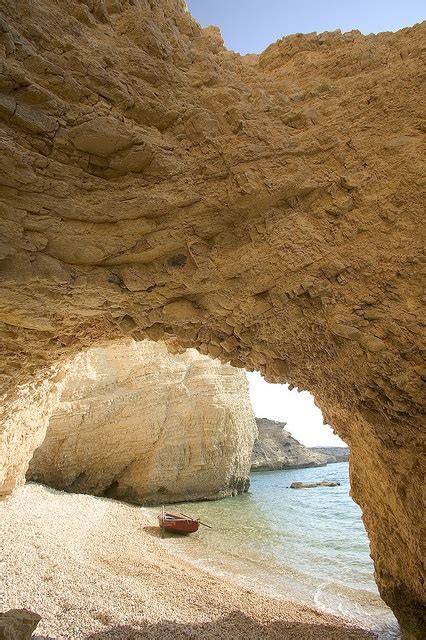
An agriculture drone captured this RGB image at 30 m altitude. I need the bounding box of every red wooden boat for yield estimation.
[158,510,199,534]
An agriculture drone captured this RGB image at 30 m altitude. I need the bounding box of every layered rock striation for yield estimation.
[0,0,424,635]
[28,341,257,504]
[251,418,328,471]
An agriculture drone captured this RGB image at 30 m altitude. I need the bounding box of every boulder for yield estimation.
[0,609,41,640]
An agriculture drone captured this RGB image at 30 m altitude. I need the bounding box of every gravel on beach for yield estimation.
[1,483,374,639]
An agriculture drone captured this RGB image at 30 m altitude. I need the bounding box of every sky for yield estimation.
[246,372,346,447]
[187,0,424,54]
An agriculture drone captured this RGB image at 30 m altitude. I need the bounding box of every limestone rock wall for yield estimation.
[28,341,257,504]
[0,369,66,500]
[252,418,328,471]
[0,0,424,635]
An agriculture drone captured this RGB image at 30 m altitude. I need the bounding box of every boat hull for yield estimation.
[158,513,199,534]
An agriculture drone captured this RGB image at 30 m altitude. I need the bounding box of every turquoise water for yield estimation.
[159,463,399,638]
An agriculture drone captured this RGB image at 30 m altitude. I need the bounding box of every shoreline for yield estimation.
[147,465,399,640]
[1,483,375,639]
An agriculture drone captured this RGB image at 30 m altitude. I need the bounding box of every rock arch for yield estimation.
[0,1,424,636]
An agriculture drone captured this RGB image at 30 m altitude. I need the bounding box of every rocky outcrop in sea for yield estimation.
[309,447,349,463]
[251,418,328,471]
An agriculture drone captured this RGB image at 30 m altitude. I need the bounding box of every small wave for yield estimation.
[313,582,333,614]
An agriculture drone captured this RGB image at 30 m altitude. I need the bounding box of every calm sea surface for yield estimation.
[156,462,399,639]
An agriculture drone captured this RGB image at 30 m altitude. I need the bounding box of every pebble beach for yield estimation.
[0,483,374,639]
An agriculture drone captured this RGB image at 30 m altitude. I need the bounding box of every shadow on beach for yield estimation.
[141,525,162,538]
[86,611,375,639]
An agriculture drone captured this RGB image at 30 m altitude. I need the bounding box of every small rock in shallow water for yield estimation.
[289,481,341,489]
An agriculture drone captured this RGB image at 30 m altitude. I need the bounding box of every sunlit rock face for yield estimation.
[0,0,424,635]
[251,418,328,470]
[27,341,257,504]
[0,369,66,500]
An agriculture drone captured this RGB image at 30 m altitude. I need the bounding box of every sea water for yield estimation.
[160,462,400,639]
